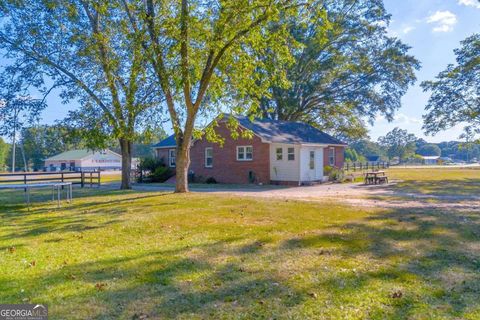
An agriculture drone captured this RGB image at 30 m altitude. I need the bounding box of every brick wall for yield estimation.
[323,146,345,169]
[155,148,176,168]
[189,122,270,184]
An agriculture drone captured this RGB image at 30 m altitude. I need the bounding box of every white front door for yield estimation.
[300,147,324,181]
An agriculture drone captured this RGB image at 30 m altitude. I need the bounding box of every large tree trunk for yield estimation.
[175,140,191,193]
[119,138,133,190]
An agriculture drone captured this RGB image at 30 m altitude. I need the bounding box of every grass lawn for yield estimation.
[0,169,480,319]
[386,167,480,198]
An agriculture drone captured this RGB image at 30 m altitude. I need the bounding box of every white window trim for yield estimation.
[169,149,176,168]
[287,147,295,161]
[276,147,283,161]
[236,146,253,161]
[329,147,335,166]
[205,147,213,168]
[309,150,315,170]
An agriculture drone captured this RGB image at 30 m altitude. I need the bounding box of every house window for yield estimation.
[237,146,253,161]
[169,149,176,167]
[276,147,283,160]
[329,147,335,166]
[309,151,315,170]
[205,147,213,168]
[287,147,295,161]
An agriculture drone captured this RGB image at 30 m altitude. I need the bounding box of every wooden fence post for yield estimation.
[81,172,84,188]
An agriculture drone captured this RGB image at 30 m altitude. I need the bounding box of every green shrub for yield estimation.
[138,157,165,172]
[329,168,345,182]
[205,177,217,184]
[323,165,333,176]
[151,166,174,183]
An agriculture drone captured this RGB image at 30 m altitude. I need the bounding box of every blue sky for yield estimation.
[3,0,480,143]
[370,0,480,142]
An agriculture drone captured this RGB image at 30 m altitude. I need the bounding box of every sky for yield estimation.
[370,0,480,142]
[2,0,480,144]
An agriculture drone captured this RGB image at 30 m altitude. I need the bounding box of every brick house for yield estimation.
[153,115,346,185]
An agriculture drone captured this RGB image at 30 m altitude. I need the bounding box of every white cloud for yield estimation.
[426,10,457,32]
[393,113,422,125]
[458,0,480,9]
[374,113,422,125]
[402,26,415,34]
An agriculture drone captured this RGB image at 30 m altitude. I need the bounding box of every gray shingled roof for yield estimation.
[152,134,176,148]
[153,115,346,148]
[235,115,346,145]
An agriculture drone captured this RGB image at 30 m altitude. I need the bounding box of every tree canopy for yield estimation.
[416,144,441,157]
[422,33,480,139]
[260,0,420,140]
[0,1,162,187]
[0,138,9,171]
[416,143,442,156]
[120,0,309,192]
[378,127,417,161]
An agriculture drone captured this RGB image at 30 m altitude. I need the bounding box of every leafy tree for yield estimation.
[0,1,162,188]
[378,127,417,161]
[19,125,85,171]
[0,81,46,172]
[121,0,307,192]
[415,138,428,149]
[422,33,480,139]
[349,139,384,158]
[416,143,441,157]
[344,148,365,162]
[260,0,420,140]
[0,138,9,171]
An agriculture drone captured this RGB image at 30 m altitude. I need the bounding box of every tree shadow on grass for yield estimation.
[1,239,307,319]
[279,207,480,318]
[2,189,480,318]
[0,190,172,243]
[380,178,480,202]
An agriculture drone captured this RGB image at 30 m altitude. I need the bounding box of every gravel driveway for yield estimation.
[125,181,480,210]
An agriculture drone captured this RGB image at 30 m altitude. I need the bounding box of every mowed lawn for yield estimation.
[0,169,479,319]
[386,167,480,198]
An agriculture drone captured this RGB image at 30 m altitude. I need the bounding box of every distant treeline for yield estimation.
[0,125,166,172]
[346,136,480,163]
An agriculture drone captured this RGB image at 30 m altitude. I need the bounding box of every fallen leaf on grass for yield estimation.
[8,247,16,253]
[95,283,107,291]
[391,290,403,298]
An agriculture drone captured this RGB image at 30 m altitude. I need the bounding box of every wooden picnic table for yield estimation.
[364,171,388,185]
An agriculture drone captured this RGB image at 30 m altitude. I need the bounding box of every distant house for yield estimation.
[421,155,440,165]
[153,115,346,185]
[44,149,138,172]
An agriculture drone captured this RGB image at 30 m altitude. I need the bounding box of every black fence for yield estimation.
[344,161,390,172]
[0,171,101,188]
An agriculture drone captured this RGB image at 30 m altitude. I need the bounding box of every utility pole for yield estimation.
[11,105,18,173]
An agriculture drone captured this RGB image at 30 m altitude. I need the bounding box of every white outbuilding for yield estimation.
[44,149,137,172]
